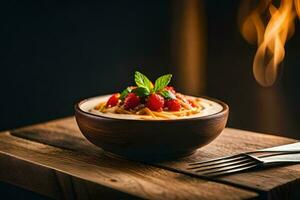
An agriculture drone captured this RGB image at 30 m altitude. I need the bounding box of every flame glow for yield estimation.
[239,0,299,87]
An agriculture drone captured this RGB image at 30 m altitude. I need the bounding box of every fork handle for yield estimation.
[260,153,300,164]
[248,150,300,154]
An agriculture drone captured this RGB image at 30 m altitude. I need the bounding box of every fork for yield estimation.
[187,150,300,177]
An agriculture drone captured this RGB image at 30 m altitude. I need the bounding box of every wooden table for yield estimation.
[0,117,299,200]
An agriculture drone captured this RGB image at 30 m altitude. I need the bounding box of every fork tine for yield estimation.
[187,155,250,170]
[187,150,300,177]
[197,160,258,175]
[203,163,259,177]
[188,154,248,170]
[189,150,300,167]
[188,156,253,171]
[188,154,245,166]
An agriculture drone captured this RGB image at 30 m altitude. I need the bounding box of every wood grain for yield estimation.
[0,129,257,200]
[158,128,300,200]
[6,117,300,199]
[0,143,137,200]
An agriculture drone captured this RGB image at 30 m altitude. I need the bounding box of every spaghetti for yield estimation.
[92,71,207,120]
[93,95,204,120]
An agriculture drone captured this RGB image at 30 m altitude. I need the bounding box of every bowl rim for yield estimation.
[75,94,229,122]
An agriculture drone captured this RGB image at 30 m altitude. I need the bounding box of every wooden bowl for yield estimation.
[75,95,229,161]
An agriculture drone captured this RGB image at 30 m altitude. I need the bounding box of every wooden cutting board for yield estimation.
[1,117,300,199]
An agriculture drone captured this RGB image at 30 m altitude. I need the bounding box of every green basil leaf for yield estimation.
[134,71,153,91]
[132,87,150,97]
[120,87,132,100]
[160,90,176,99]
[154,74,172,92]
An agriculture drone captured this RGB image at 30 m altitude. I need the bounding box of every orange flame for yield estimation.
[239,0,298,87]
[295,0,300,17]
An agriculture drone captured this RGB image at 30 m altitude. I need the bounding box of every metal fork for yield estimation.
[187,150,300,177]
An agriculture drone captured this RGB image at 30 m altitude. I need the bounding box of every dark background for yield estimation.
[0,1,172,130]
[0,0,300,198]
[1,0,299,136]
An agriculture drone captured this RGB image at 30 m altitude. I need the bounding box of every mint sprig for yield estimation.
[120,87,132,100]
[160,90,176,99]
[120,71,173,99]
[132,87,150,97]
[134,71,153,91]
[153,74,172,92]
